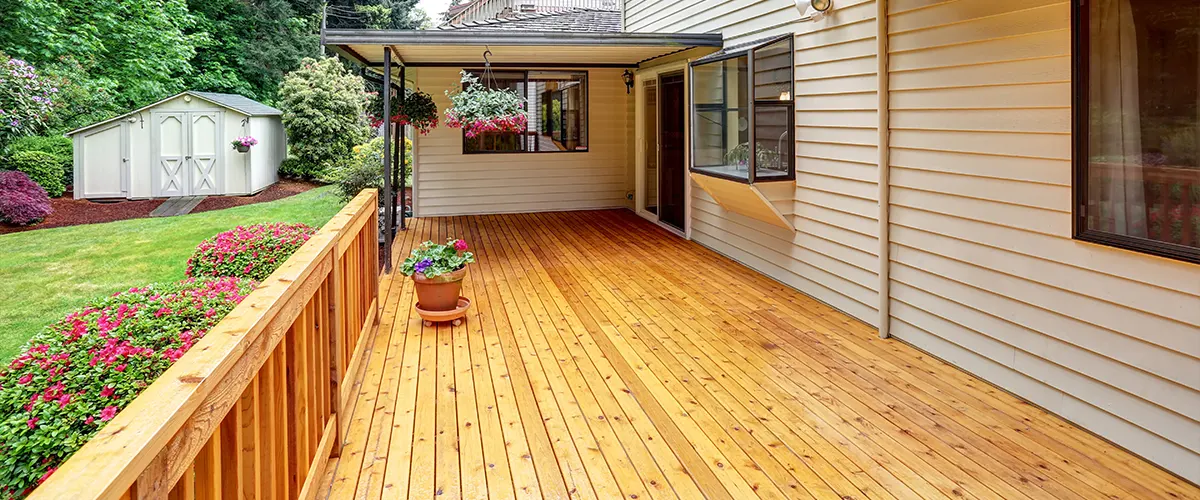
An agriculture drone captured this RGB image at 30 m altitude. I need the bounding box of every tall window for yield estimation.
[1075,0,1200,263]
[463,70,588,154]
[690,35,794,183]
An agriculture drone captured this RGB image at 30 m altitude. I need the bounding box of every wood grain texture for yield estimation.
[314,211,1197,500]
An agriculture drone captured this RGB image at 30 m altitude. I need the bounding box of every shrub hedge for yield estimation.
[7,151,64,198]
[0,278,256,497]
[3,136,72,185]
[0,171,52,226]
[185,222,317,281]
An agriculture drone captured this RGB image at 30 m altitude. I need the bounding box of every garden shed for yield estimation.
[67,91,285,200]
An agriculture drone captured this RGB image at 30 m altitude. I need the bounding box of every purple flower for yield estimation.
[415,258,433,274]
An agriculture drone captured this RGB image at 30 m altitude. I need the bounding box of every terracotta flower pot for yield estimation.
[412,267,467,311]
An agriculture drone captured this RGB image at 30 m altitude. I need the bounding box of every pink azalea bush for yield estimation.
[185,223,317,281]
[0,171,52,226]
[0,278,255,497]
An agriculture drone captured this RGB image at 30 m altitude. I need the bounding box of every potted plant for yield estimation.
[231,136,258,153]
[444,70,527,139]
[369,87,440,135]
[401,238,475,316]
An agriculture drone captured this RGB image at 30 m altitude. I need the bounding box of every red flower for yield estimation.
[454,239,469,252]
[99,385,114,398]
[26,417,37,429]
[37,467,56,485]
[100,406,118,421]
[84,416,94,425]
[17,373,31,385]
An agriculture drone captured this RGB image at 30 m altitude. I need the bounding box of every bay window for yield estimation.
[1074,0,1200,263]
[690,35,794,183]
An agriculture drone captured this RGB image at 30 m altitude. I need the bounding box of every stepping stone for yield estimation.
[150,196,207,217]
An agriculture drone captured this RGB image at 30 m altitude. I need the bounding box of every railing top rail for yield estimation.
[30,189,379,500]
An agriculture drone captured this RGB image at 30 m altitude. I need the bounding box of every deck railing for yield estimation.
[30,190,381,500]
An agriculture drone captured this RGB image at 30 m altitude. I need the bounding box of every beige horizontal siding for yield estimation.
[413,67,631,217]
[886,0,1200,482]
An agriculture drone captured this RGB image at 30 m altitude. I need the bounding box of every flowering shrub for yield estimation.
[7,151,64,197]
[231,136,258,150]
[185,223,317,281]
[0,56,58,144]
[444,71,527,139]
[0,170,51,226]
[0,278,255,497]
[400,239,474,278]
[369,88,439,135]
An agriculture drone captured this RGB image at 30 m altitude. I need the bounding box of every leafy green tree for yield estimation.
[186,0,256,97]
[277,57,369,179]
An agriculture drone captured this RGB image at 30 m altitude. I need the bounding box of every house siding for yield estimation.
[630,0,1200,482]
[413,67,633,217]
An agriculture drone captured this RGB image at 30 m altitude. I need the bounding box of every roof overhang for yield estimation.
[323,29,723,68]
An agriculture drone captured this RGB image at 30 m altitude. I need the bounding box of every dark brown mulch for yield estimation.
[191,179,319,214]
[0,180,321,235]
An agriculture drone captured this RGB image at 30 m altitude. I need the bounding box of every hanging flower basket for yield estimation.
[444,70,527,139]
[231,136,257,153]
[369,88,439,135]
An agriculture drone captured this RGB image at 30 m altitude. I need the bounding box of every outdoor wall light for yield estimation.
[795,0,833,20]
[622,70,634,94]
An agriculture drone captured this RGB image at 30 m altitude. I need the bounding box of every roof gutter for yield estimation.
[321,29,724,47]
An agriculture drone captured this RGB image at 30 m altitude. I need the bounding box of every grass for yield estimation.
[0,186,345,361]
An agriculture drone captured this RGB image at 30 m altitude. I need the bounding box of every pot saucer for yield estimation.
[415,296,471,326]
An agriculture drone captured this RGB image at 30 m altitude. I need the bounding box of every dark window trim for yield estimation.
[688,34,795,185]
[1071,0,1200,264]
[460,69,590,155]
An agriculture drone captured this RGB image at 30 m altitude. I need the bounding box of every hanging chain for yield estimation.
[482,46,497,90]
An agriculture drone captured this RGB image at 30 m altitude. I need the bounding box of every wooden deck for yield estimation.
[316,210,1197,500]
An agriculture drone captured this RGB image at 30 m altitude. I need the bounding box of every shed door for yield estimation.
[189,112,221,195]
[153,112,188,197]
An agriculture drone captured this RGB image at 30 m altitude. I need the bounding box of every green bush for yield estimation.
[329,136,412,201]
[277,57,370,180]
[7,151,65,197]
[5,135,72,184]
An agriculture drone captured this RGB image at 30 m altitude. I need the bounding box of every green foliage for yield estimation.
[326,0,430,30]
[39,58,122,133]
[0,55,59,145]
[277,57,370,180]
[331,136,413,201]
[0,278,254,495]
[4,135,72,183]
[400,239,475,278]
[7,151,64,197]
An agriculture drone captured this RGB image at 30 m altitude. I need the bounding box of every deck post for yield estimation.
[399,65,407,231]
[876,0,891,339]
[382,47,394,273]
[327,251,343,458]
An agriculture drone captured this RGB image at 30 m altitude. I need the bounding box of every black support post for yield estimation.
[381,47,394,273]
[399,65,407,230]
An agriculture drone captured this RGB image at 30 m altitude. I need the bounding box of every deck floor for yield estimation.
[316,210,1196,500]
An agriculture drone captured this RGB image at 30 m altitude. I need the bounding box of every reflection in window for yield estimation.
[690,35,794,183]
[463,71,588,154]
[1078,0,1200,260]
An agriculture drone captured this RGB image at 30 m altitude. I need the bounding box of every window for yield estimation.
[690,35,794,183]
[463,70,588,154]
[1075,0,1200,263]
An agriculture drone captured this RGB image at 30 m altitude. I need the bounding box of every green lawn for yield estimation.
[0,186,344,361]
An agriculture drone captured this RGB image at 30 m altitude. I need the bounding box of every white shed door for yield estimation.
[189,112,221,195]
[154,112,188,197]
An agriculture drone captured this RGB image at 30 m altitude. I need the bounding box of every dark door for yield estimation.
[659,73,686,231]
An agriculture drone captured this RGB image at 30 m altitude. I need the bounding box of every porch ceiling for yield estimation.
[323,29,722,67]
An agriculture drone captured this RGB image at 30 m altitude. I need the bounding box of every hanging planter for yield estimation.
[444,70,527,139]
[231,136,257,153]
[369,88,440,135]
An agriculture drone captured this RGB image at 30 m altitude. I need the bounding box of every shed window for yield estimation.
[1075,0,1200,263]
[463,70,588,154]
[690,35,794,183]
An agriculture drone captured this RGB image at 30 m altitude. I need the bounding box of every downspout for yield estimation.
[876,0,892,339]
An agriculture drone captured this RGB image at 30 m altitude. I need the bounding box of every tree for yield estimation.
[0,55,58,145]
[325,0,430,30]
[277,57,370,179]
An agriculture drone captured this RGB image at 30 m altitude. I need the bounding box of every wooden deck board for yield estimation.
[319,210,1198,500]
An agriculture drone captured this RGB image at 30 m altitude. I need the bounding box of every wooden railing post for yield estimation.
[327,250,344,458]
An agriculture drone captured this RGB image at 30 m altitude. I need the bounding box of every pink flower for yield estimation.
[100,406,118,421]
[114,364,126,372]
[454,239,469,251]
[17,373,32,385]
[26,417,37,429]
[99,385,114,397]
[85,416,94,425]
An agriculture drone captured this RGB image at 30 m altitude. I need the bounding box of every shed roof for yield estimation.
[66,91,280,136]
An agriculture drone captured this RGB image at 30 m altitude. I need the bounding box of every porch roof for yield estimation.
[322,29,723,67]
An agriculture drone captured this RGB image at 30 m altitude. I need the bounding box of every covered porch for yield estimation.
[313,210,1193,500]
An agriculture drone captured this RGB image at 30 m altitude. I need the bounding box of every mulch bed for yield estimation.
[0,179,321,235]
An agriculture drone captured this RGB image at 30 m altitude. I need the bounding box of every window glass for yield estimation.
[462,71,588,154]
[1081,0,1200,258]
[754,105,790,180]
[754,38,793,102]
[692,56,751,179]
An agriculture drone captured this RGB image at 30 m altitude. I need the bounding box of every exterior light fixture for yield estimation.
[795,0,833,20]
[622,70,634,94]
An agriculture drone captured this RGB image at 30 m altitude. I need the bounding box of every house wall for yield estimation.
[412,67,633,216]
[629,0,1200,482]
